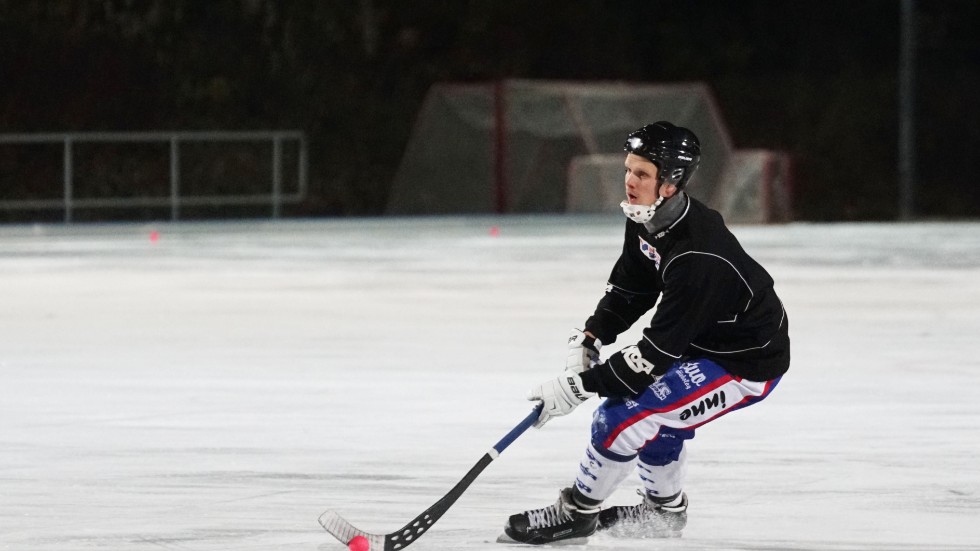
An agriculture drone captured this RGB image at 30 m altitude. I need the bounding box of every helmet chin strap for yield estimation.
[620,196,665,224]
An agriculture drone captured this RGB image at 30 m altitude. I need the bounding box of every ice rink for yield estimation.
[2,216,979,551]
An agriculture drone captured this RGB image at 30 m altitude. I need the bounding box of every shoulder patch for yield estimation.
[637,236,661,268]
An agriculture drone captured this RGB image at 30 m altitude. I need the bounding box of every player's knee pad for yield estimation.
[637,426,693,466]
[589,397,659,457]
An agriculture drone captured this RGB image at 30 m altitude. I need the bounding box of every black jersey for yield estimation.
[579,195,790,398]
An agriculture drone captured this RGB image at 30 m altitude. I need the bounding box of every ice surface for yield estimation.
[1,216,978,550]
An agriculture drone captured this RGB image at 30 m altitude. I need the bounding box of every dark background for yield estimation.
[1,0,977,221]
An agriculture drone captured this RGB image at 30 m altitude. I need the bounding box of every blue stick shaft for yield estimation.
[492,404,542,454]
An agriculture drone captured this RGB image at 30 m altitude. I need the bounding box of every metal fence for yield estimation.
[0,130,308,222]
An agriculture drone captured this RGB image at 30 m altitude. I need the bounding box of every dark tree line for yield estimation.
[1,0,977,220]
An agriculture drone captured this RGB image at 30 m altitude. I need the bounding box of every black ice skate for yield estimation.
[597,490,688,538]
[500,487,599,545]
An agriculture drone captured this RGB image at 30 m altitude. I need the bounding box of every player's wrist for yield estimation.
[566,329,602,374]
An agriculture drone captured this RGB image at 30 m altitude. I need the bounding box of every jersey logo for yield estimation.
[638,236,661,268]
[650,380,671,401]
[621,346,655,375]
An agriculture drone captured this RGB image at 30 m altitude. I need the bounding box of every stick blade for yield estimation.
[318,510,386,550]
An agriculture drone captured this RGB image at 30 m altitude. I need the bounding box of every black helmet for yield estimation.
[624,121,701,188]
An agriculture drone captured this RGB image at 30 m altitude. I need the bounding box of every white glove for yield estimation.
[527,372,596,428]
[566,330,601,374]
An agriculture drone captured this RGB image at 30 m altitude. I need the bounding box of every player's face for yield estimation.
[624,153,661,206]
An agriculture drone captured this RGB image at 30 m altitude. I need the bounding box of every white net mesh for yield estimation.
[387,80,790,223]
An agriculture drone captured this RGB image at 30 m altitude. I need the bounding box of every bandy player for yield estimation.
[502,122,791,544]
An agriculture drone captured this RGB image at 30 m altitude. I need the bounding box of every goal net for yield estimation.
[386,80,791,223]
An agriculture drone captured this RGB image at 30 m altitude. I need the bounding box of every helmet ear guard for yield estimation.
[662,167,687,187]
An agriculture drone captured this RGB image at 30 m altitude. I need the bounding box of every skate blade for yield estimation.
[495,532,589,545]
